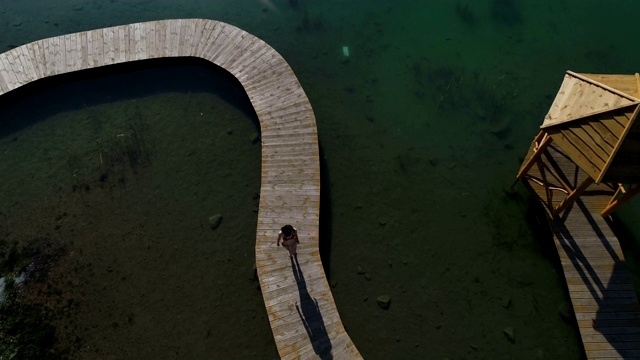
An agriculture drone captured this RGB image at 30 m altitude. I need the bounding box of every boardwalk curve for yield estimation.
[0,19,362,359]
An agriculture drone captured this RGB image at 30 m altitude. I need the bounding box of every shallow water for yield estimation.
[1,1,640,359]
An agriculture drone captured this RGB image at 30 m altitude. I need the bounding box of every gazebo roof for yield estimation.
[540,71,640,183]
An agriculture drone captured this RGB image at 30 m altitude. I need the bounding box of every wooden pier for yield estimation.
[518,71,640,359]
[0,19,361,359]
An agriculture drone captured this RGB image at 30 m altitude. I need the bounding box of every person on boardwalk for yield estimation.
[277,224,299,257]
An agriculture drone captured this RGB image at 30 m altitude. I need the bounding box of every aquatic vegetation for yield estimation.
[410,58,519,141]
[288,0,300,9]
[455,2,476,26]
[0,284,59,360]
[490,0,523,26]
[68,110,154,191]
[0,236,66,359]
[296,9,325,33]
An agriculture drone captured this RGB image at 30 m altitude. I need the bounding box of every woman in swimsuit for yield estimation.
[277,224,299,257]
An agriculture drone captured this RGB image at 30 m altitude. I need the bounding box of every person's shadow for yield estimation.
[292,256,333,359]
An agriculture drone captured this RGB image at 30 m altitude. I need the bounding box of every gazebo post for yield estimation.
[601,183,640,217]
[552,177,594,216]
[516,131,552,180]
[519,71,640,217]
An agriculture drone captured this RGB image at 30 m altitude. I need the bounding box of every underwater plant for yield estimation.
[490,0,523,26]
[455,2,476,26]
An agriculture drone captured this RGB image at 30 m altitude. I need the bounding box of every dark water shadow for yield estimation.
[606,214,640,295]
[318,144,332,278]
[291,256,332,359]
[0,57,260,139]
[552,200,640,359]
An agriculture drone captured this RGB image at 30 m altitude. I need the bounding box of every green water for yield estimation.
[0,1,639,359]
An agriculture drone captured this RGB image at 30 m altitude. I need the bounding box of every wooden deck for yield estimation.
[520,144,640,359]
[0,19,362,359]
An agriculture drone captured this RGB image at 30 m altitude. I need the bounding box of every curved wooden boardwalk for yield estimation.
[520,145,640,359]
[0,19,362,359]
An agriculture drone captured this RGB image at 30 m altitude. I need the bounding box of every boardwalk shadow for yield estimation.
[292,256,333,359]
[553,200,640,359]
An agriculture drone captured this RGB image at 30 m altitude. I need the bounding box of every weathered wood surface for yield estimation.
[521,144,640,359]
[0,19,362,359]
[542,72,638,129]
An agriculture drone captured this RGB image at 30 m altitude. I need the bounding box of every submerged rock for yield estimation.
[376,295,391,310]
[0,277,5,304]
[503,327,515,343]
[558,302,573,321]
[208,214,223,230]
[501,296,511,309]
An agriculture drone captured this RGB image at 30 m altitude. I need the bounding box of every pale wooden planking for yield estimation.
[227,39,274,80]
[203,23,239,65]
[116,25,128,64]
[87,29,104,68]
[579,73,640,98]
[22,42,42,82]
[194,20,227,60]
[176,19,195,57]
[520,139,640,360]
[144,21,158,59]
[212,28,248,69]
[586,349,640,359]
[15,46,36,84]
[544,73,638,128]
[167,19,181,58]
[217,32,265,73]
[0,19,361,360]
[0,52,19,90]
[102,27,114,66]
[4,50,24,88]
[190,19,218,58]
[155,20,169,59]
[0,68,8,93]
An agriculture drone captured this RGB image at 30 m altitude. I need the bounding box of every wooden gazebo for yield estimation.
[517,70,640,217]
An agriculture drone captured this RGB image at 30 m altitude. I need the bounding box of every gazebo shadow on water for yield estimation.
[291,256,333,359]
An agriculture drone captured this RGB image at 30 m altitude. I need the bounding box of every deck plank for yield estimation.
[520,141,640,360]
[0,19,361,360]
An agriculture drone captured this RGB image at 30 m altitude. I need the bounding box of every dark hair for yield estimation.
[281,224,294,237]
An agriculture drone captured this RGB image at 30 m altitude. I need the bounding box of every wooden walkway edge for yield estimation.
[520,144,640,359]
[0,19,362,359]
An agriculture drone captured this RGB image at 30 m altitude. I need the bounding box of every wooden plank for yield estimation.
[519,138,640,360]
[549,130,602,180]
[120,25,131,62]
[558,127,606,170]
[145,21,158,59]
[154,20,168,58]
[28,40,47,79]
[600,114,626,137]
[584,121,617,151]
[579,73,640,99]
[5,49,25,86]
[0,19,362,359]
[586,349,640,359]
[190,19,215,57]
[599,104,640,182]
[168,19,181,57]
[16,45,36,83]
[0,54,17,90]
[570,71,640,101]
[102,26,114,65]
[570,124,612,162]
